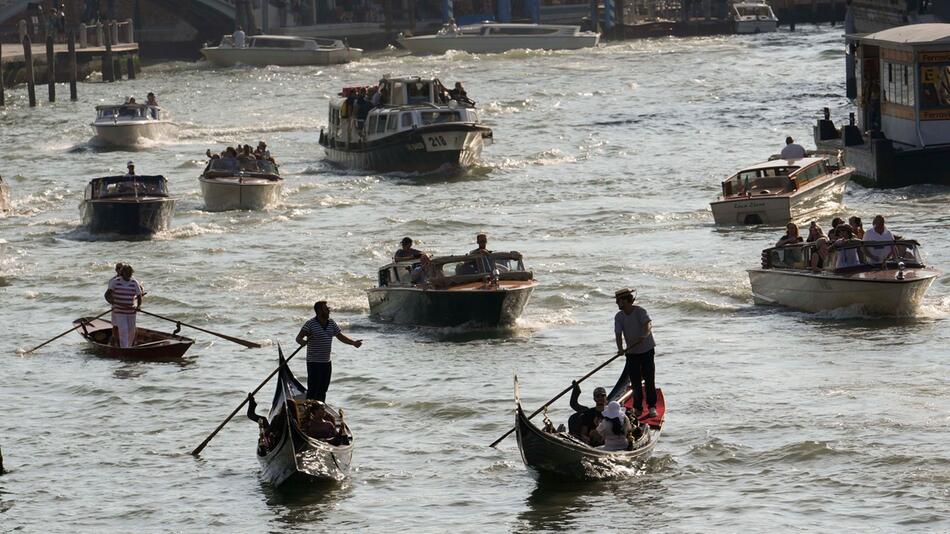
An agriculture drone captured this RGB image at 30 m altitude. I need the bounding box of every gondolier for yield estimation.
[614,288,658,419]
[295,301,363,402]
[104,264,144,348]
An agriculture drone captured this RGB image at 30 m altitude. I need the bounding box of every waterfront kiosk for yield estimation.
[815,23,950,187]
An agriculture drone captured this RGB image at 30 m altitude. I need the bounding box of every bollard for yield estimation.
[68,29,78,101]
[125,18,134,43]
[46,35,55,102]
[104,23,114,82]
[110,21,119,45]
[18,20,27,43]
[127,55,135,80]
[23,36,36,107]
[96,22,103,47]
[79,23,87,48]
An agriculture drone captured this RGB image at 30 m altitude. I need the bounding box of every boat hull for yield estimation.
[735,20,778,33]
[72,317,194,361]
[91,121,173,146]
[711,170,851,225]
[199,177,282,211]
[748,268,938,315]
[200,47,361,67]
[367,283,534,326]
[322,123,489,173]
[80,197,176,235]
[258,414,354,487]
[397,34,599,55]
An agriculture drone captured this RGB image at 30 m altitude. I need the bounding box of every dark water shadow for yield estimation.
[261,478,353,527]
[366,319,531,343]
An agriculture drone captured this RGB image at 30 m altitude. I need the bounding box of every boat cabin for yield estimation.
[219,34,343,50]
[720,157,836,198]
[846,24,950,148]
[202,157,280,178]
[377,252,532,289]
[95,104,164,121]
[731,2,777,21]
[762,240,925,273]
[441,22,581,36]
[84,175,170,201]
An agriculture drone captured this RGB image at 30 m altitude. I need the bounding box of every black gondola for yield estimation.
[80,175,175,235]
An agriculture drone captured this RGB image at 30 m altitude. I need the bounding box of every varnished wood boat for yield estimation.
[199,157,282,211]
[72,317,194,361]
[367,251,536,327]
[258,352,354,487]
[514,376,665,480]
[80,175,176,236]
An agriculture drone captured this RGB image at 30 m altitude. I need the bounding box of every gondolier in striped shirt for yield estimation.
[296,301,362,402]
[105,264,144,348]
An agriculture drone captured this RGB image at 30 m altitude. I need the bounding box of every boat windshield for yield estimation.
[419,111,461,125]
[735,5,773,17]
[97,105,145,118]
[765,240,925,272]
[723,166,797,196]
[206,157,279,176]
[251,37,309,49]
[91,175,169,199]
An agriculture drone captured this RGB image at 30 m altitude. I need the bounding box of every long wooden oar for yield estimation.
[23,309,111,354]
[191,343,305,457]
[489,351,626,448]
[138,309,261,349]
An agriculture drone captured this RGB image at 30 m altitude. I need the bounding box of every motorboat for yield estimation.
[319,75,493,172]
[257,349,353,487]
[397,22,599,55]
[748,239,939,315]
[367,251,536,326]
[710,156,853,225]
[200,34,363,67]
[513,376,665,480]
[731,1,779,34]
[199,156,282,211]
[90,103,173,147]
[73,316,195,361]
[0,175,9,213]
[80,175,176,236]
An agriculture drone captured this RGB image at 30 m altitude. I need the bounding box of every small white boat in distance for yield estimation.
[199,157,282,211]
[90,103,173,147]
[397,22,599,55]
[749,239,938,315]
[200,34,362,67]
[710,156,852,226]
[732,1,779,34]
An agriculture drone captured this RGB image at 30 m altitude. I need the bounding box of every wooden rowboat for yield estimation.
[72,317,194,361]
[257,351,354,487]
[514,376,665,480]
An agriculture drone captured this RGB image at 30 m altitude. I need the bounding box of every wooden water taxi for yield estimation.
[257,354,353,487]
[91,103,173,147]
[367,251,536,327]
[72,317,194,361]
[749,239,938,315]
[80,175,176,236]
[319,75,493,173]
[710,156,853,225]
[199,156,282,211]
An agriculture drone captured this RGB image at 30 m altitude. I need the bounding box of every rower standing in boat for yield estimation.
[105,264,144,348]
[295,301,363,402]
[394,237,423,261]
[470,233,492,255]
[614,288,658,419]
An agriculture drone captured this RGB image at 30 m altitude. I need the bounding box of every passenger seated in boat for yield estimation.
[568,381,606,446]
[301,400,337,440]
[828,217,845,240]
[810,237,829,272]
[356,89,371,128]
[831,224,861,268]
[596,401,632,451]
[449,82,474,106]
[394,237,423,262]
[848,216,865,239]
[775,222,803,247]
[779,136,806,160]
[469,233,491,255]
[246,394,276,455]
[806,221,825,243]
[146,93,159,118]
[410,254,432,285]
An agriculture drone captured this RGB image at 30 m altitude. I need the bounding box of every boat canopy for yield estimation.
[204,157,280,177]
[763,240,925,273]
[85,175,169,200]
[95,104,159,119]
[378,251,531,288]
[721,157,836,197]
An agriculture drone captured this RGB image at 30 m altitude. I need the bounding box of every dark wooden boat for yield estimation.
[514,376,665,480]
[72,317,194,361]
[367,251,536,327]
[80,175,176,235]
[258,351,354,487]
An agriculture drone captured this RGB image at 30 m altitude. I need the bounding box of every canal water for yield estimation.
[2,26,948,531]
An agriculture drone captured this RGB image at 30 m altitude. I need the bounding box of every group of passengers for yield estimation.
[205,141,276,165]
[246,395,342,454]
[340,80,472,131]
[122,93,161,118]
[392,234,492,287]
[564,382,647,451]
[775,214,903,271]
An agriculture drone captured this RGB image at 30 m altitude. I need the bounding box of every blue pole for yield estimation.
[529,0,540,23]
[442,0,453,23]
[603,0,614,29]
[497,0,511,22]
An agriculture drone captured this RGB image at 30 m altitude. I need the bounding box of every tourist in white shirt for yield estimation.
[863,214,896,263]
[780,136,807,160]
[596,401,632,451]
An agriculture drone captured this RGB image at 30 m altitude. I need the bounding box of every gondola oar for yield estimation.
[489,351,626,448]
[22,309,111,354]
[138,309,261,349]
[190,343,305,457]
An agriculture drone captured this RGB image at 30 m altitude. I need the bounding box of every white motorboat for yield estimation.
[90,103,173,147]
[749,239,938,315]
[732,1,779,34]
[0,175,10,213]
[199,157,282,211]
[200,34,362,67]
[397,22,599,55]
[710,156,853,226]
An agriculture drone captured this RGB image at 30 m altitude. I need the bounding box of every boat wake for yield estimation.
[176,120,325,140]
[153,222,227,240]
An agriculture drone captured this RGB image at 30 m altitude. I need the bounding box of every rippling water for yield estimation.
[2,26,949,531]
